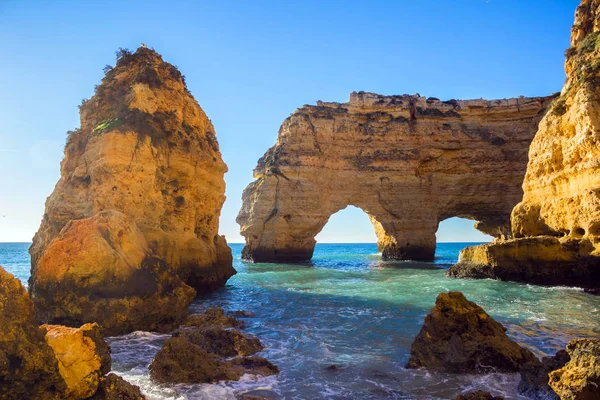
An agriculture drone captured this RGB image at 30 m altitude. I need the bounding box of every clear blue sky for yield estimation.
[0,0,578,243]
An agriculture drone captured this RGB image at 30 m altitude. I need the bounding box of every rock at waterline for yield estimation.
[451,391,505,400]
[90,373,145,400]
[549,338,600,400]
[183,307,246,329]
[518,349,569,400]
[406,291,537,373]
[174,326,264,357]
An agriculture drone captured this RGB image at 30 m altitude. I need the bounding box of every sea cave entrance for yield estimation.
[436,217,494,244]
[315,205,378,244]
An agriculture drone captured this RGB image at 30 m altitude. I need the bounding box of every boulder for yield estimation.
[0,266,66,399]
[549,339,600,400]
[90,373,145,400]
[174,326,264,357]
[451,391,504,400]
[406,292,537,373]
[42,323,111,399]
[183,308,245,329]
[518,349,570,399]
[149,336,277,385]
[30,211,195,335]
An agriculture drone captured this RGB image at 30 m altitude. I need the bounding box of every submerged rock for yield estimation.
[174,326,264,357]
[31,211,195,335]
[29,46,235,332]
[42,323,111,399]
[549,338,600,400]
[449,0,600,290]
[0,266,66,399]
[406,292,537,373]
[149,337,277,384]
[90,373,145,400]
[183,308,245,329]
[518,349,570,400]
[451,391,505,400]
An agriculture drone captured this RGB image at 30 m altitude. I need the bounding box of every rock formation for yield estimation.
[518,349,570,400]
[30,46,234,296]
[31,210,195,335]
[451,392,504,400]
[90,373,145,400]
[406,292,537,373]
[237,91,554,262]
[447,0,600,289]
[42,323,111,399]
[0,266,66,399]
[549,339,600,400]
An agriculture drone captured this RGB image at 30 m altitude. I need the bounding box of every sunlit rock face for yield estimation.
[449,0,600,289]
[29,47,234,295]
[237,91,554,262]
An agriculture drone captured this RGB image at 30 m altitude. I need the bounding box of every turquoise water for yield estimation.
[2,242,599,400]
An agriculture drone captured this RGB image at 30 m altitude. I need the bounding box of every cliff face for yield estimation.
[30,47,234,292]
[448,0,600,289]
[238,91,554,262]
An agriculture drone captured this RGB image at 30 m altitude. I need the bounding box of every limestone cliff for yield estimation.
[30,47,234,294]
[448,0,600,289]
[238,91,554,262]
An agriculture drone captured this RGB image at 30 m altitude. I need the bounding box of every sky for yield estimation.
[0,0,579,243]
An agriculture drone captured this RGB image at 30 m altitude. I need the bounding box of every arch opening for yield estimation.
[315,205,378,244]
[436,217,494,243]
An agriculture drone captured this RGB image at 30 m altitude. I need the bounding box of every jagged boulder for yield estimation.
[174,327,264,357]
[149,337,278,384]
[183,307,245,329]
[451,391,504,400]
[30,211,195,335]
[29,46,234,310]
[42,323,111,399]
[406,292,537,373]
[90,373,145,400]
[518,349,570,399]
[549,339,600,400]
[0,266,66,399]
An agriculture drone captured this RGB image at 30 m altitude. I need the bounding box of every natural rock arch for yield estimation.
[237,92,555,263]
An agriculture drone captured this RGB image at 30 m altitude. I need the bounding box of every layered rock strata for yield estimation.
[448,0,600,289]
[30,46,234,297]
[238,91,554,262]
[406,292,537,373]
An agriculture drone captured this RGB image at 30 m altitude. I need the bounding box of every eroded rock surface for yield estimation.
[406,292,537,373]
[183,307,245,329]
[0,267,66,399]
[30,46,234,296]
[174,327,264,357]
[90,373,145,400]
[549,339,600,400]
[42,323,110,399]
[518,349,570,400]
[448,0,600,289]
[31,211,195,335]
[238,91,554,262]
[451,391,504,400]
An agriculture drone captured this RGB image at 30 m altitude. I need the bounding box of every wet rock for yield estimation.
[0,266,66,400]
[326,364,342,371]
[518,349,569,399]
[90,373,145,400]
[30,211,196,335]
[231,310,256,318]
[174,326,263,357]
[406,291,538,373]
[451,391,504,400]
[549,338,600,400]
[238,389,280,400]
[149,337,278,384]
[42,323,111,399]
[183,308,245,329]
[584,288,600,295]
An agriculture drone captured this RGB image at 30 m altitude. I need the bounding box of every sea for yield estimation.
[1,242,599,400]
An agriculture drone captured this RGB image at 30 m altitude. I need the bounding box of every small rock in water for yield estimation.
[406,291,538,373]
[238,389,280,399]
[231,310,256,318]
[518,349,569,399]
[325,364,341,371]
[90,373,145,400]
[174,326,264,357]
[451,391,504,400]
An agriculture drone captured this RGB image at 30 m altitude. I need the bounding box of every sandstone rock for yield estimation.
[518,349,570,400]
[31,211,195,335]
[174,327,264,357]
[183,307,245,329]
[42,323,110,399]
[549,339,600,400]
[0,266,66,399]
[406,292,537,373]
[30,46,234,297]
[237,91,554,262]
[149,337,278,384]
[90,373,145,400]
[451,391,504,400]
[450,0,600,289]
